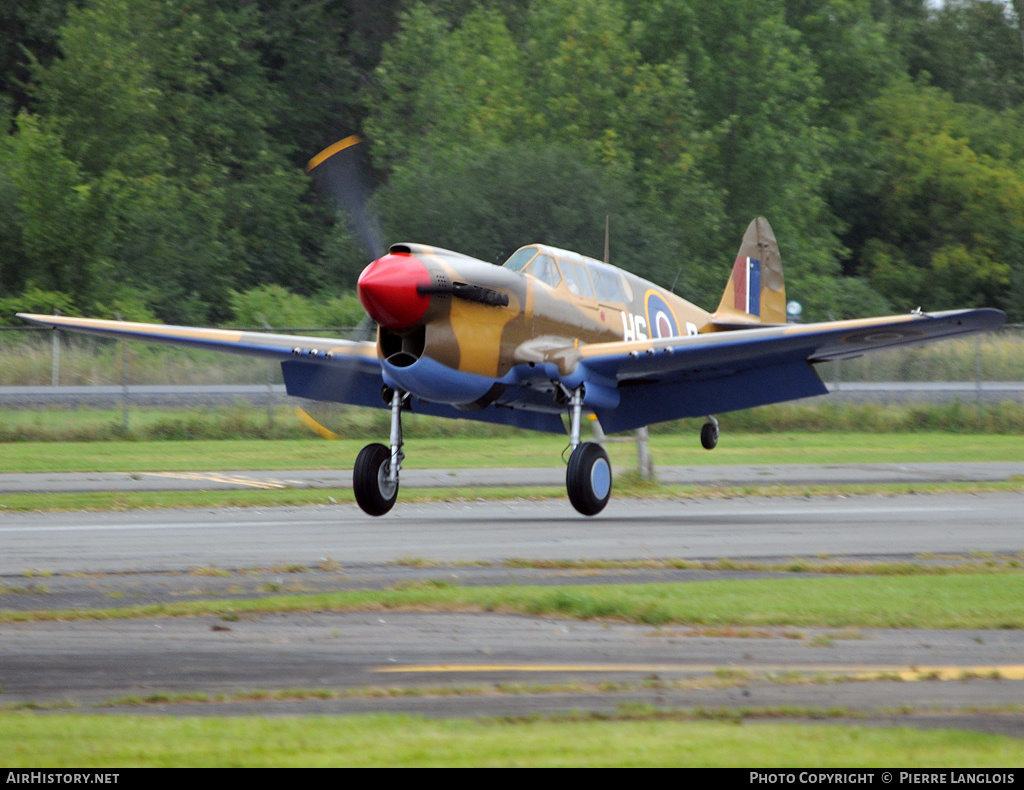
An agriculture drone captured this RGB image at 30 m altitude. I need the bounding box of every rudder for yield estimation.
[712,217,786,327]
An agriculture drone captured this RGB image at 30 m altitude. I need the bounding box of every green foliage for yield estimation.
[650,3,849,318]
[368,0,725,293]
[908,0,1024,111]
[378,143,685,286]
[251,0,366,159]
[369,5,532,168]
[784,0,902,119]
[227,285,365,329]
[0,0,73,116]
[1,0,1022,324]
[0,112,108,300]
[855,82,1024,314]
[0,0,312,322]
[0,285,76,325]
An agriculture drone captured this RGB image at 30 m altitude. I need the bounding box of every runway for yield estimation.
[2,468,1023,732]
[0,492,1022,574]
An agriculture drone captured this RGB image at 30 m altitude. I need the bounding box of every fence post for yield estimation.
[636,426,654,482]
[114,314,130,433]
[975,334,982,407]
[51,328,60,387]
[258,315,275,430]
[120,338,130,433]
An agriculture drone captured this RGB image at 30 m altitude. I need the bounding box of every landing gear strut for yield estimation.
[565,386,612,516]
[353,388,405,516]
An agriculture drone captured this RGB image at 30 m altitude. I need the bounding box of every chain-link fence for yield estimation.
[0,325,356,387]
[4,324,1022,387]
[816,325,1024,384]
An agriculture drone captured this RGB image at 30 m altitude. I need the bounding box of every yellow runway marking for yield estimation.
[373,663,1024,681]
[142,472,289,490]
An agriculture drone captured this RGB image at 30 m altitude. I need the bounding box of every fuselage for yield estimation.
[358,243,712,390]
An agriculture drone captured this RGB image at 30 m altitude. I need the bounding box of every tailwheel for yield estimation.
[353,442,398,516]
[566,441,612,516]
[700,417,719,450]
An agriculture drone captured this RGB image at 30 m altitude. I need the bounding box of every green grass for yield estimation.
[1,432,1023,474]
[6,574,1024,629]
[7,400,1024,444]
[0,480,1021,514]
[0,712,1020,767]
[502,556,1024,575]
[0,431,1020,512]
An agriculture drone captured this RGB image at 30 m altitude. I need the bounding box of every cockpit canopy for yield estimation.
[502,245,632,303]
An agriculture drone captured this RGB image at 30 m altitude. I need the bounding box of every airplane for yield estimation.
[19,137,1006,517]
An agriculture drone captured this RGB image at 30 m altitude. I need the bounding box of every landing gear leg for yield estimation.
[565,387,612,516]
[701,416,719,450]
[353,388,405,516]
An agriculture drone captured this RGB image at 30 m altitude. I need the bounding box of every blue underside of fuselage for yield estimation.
[281,357,567,434]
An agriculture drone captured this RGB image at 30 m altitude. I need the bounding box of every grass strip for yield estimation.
[6,399,1024,442]
[0,711,1021,767]
[497,556,1024,574]
[2,432,1024,473]
[1,480,1023,513]
[46,675,1024,711]
[5,574,1024,629]
[66,677,1024,709]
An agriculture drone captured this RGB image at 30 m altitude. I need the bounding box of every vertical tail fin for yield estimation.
[712,217,786,327]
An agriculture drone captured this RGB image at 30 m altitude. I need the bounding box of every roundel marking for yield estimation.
[645,291,679,339]
[839,327,928,347]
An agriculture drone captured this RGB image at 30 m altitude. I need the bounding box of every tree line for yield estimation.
[1,0,1023,326]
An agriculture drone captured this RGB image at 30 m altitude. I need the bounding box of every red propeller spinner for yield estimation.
[357,252,433,330]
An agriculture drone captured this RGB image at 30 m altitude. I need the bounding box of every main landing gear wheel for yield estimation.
[700,418,719,450]
[566,441,612,516]
[353,443,398,516]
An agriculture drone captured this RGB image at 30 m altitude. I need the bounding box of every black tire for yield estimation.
[700,421,719,450]
[353,443,398,516]
[566,441,612,516]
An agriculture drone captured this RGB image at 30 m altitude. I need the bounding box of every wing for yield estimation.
[556,308,1005,434]
[17,313,386,409]
[15,313,566,431]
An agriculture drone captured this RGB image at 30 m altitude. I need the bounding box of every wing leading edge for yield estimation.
[18,308,1006,436]
[15,312,564,432]
[567,308,1005,434]
[17,312,386,408]
[16,313,377,361]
